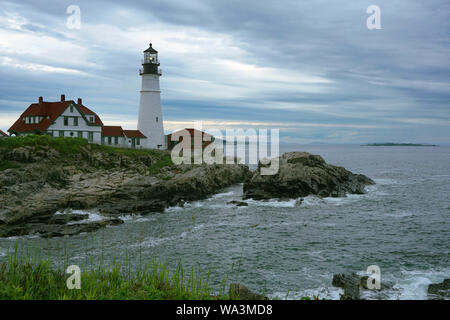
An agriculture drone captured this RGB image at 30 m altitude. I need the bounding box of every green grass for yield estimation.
[0,134,167,158]
[0,246,229,300]
[0,159,21,171]
[148,154,173,174]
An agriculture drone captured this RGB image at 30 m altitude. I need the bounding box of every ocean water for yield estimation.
[1,145,449,300]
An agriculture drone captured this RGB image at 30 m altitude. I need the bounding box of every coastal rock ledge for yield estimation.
[0,140,250,238]
[243,152,375,200]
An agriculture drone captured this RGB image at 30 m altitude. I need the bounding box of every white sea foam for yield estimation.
[389,268,450,300]
[68,212,104,225]
[244,198,300,208]
[210,191,235,199]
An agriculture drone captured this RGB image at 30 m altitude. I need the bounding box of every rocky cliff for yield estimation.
[0,136,249,238]
[243,152,374,200]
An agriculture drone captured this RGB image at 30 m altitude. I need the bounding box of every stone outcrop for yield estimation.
[244,152,375,200]
[227,200,249,207]
[0,144,250,238]
[427,279,450,299]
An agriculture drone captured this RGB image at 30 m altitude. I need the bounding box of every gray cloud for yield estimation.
[0,0,449,144]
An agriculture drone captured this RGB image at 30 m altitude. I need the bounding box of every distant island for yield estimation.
[362,143,439,147]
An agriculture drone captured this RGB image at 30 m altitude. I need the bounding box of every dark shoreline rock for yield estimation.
[227,200,249,207]
[427,279,450,300]
[244,152,375,200]
[0,144,250,238]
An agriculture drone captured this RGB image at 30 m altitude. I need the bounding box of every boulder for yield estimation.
[332,273,362,300]
[427,279,450,299]
[244,152,375,200]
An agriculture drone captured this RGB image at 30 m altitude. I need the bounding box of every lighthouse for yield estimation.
[137,43,166,149]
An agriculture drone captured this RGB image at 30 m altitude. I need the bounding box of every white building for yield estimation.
[8,95,147,148]
[137,43,166,150]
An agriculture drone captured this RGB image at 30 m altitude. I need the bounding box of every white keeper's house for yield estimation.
[7,43,169,150]
[8,95,147,148]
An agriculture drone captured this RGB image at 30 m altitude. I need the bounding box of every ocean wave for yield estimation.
[389,268,450,300]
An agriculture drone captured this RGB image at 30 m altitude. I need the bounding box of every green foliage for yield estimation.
[148,154,173,174]
[0,134,88,154]
[0,134,171,163]
[0,247,229,300]
[0,160,20,171]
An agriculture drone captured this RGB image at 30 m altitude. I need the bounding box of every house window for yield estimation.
[90,116,94,122]
[137,138,140,146]
[64,117,68,126]
[73,117,78,126]
[108,137,112,145]
[78,131,83,138]
[156,117,158,122]
[88,132,93,142]
[114,137,118,144]
[70,105,74,113]
[59,131,64,137]
[70,132,74,136]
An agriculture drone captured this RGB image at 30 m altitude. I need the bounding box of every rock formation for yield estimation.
[244,152,374,200]
[0,143,249,238]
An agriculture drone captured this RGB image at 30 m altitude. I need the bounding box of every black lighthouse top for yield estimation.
[144,43,158,54]
[140,43,160,75]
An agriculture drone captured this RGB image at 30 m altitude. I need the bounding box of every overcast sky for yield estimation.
[0,0,449,144]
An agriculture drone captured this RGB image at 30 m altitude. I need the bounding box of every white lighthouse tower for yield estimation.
[137,43,165,149]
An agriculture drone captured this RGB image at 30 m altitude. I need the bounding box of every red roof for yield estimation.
[8,101,72,133]
[8,99,103,133]
[123,130,146,138]
[0,130,8,137]
[102,126,124,137]
[78,104,103,126]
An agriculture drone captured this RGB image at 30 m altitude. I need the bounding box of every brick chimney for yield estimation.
[61,94,65,102]
[38,96,43,104]
[77,98,82,105]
